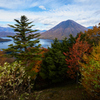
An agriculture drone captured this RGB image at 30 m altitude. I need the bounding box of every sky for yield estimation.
[0,0,100,30]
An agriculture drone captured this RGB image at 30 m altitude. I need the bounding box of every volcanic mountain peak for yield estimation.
[40,19,88,40]
[52,19,86,30]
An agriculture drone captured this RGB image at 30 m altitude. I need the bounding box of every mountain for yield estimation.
[0,26,14,32]
[35,30,46,34]
[39,30,46,33]
[39,20,88,40]
[0,26,46,37]
[0,31,15,37]
[0,26,15,37]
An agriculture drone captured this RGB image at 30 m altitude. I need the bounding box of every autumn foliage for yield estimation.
[85,23,100,38]
[31,48,48,73]
[25,47,48,79]
[64,34,92,81]
[79,41,100,99]
[85,23,100,45]
[0,51,7,66]
[0,50,15,66]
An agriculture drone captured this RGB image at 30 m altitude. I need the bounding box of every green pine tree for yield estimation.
[40,36,77,85]
[3,15,42,76]
[40,38,68,85]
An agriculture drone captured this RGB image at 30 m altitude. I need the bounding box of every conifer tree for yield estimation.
[3,15,41,76]
[40,38,69,84]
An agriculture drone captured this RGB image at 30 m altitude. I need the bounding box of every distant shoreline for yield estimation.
[0,38,11,42]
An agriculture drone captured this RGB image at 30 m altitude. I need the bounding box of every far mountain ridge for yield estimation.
[0,26,15,37]
[0,26,46,37]
[36,30,46,33]
[0,26,14,32]
[0,31,15,37]
[39,20,88,40]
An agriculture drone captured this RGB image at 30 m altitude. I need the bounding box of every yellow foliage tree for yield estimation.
[79,41,100,99]
[85,23,100,45]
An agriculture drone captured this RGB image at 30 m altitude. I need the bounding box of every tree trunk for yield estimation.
[76,71,79,84]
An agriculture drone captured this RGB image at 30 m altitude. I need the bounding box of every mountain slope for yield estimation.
[39,20,88,40]
[0,31,15,37]
[0,26,14,32]
[0,26,15,37]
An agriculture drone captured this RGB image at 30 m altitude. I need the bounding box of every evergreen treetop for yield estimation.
[3,15,41,62]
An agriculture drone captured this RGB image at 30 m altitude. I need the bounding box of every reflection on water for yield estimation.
[0,37,54,49]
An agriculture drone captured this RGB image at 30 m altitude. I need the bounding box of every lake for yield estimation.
[0,37,54,49]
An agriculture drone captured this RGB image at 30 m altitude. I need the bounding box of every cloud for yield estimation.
[0,0,24,9]
[39,6,46,10]
[94,10,100,16]
[0,0,100,30]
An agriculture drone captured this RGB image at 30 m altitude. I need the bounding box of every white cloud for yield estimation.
[39,6,46,10]
[0,0,23,9]
[0,0,100,30]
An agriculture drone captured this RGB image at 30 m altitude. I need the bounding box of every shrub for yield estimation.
[79,42,100,99]
[0,61,32,99]
[0,50,14,66]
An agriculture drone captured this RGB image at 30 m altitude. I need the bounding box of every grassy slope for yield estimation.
[33,81,93,100]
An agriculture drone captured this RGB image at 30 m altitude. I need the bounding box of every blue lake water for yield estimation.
[0,37,54,49]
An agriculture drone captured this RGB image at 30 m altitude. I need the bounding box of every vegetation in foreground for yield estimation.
[0,15,100,100]
[36,81,93,100]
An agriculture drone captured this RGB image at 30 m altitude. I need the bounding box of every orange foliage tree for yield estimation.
[0,50,7,66]
[27,47,48,79]
[32,48,48,72]
[0,50,15,66]
[64,34,92,83]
